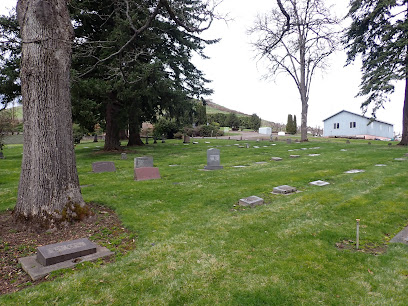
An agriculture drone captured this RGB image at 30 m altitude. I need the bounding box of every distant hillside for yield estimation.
[205,100,279,128]
[205,101,250,117]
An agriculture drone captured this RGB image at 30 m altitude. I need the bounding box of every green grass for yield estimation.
[1,138,408,304]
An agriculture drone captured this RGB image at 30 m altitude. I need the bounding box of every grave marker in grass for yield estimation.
[204,148,223,170]
[92,161,116,173]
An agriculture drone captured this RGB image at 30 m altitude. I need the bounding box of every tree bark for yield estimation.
[399,75,408,145]
[299,36,308,142]
[127,107,144,146]
[14,0,89,228]
[104,96,121,150]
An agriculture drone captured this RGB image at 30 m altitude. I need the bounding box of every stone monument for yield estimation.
[134,156,161,181]
[204,148,223,170]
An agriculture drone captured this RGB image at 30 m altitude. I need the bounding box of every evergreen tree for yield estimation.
[249,113,261,131]
[293,115,297,134]
[344,0,408,145]
[286,114,293,134]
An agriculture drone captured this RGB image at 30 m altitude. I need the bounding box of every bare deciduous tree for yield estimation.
[249,0,340,141]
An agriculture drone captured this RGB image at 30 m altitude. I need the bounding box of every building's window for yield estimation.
[333,123,340,129]
[349,122,356,128]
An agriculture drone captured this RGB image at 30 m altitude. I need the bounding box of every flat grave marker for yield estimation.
[36,238,96,266]
[19,238,113,281]
[344,169,365,174]
[310,180,330,186]
[290,155,300,158]
[272,185,297,194]
[92,161,116,173]
[395,158,407,161]
[375,164,387,167]
[271,157,283,161]
[308,154,320,157]
[239,196,264,207]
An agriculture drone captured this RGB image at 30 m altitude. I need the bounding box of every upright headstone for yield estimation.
[92,161,116,173]
[346,140,350,144]
[134,156,154,168]
[286,139,292,144]
[121,153,127,160]
[204,148,223,170]
[183,135,191,143]
[0,152,4,159]
[134,156,160,181]
[161,134,165,143]
[93,134,98,142]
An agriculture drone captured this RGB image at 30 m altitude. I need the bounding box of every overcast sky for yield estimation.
[0,0,404,134]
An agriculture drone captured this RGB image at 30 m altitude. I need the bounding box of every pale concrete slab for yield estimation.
[310,180,330,186]
[390,226,408,245]
[344,169,365,174]
[239,196,264,207]
[272,185,297,194]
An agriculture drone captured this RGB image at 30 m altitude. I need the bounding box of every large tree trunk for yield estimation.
[299,40,308,142]
[104,97,121,150]
[14,0,89,229]
[127,107,144,146]
[399,76,408,145]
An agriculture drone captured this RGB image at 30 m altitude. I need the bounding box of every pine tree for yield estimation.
[344,0,408,145]
[286,114,293,134]
[293,115,297,134]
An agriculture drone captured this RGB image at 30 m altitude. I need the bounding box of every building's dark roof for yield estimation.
[323,110,393,126]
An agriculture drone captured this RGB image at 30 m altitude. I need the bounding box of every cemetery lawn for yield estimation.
[1,139,408,304]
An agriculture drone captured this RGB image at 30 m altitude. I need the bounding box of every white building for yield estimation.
[259,127,272,135]
[323,110,393,140]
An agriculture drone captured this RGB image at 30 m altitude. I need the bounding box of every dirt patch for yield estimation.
[0,203,137,296]
[335,240,387,255]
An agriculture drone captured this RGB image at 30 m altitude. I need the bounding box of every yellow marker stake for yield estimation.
[356,219,360,250]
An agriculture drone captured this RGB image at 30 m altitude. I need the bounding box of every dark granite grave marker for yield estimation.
[36,238,97,266]
[183,135,191,143]
[92,161,116,173]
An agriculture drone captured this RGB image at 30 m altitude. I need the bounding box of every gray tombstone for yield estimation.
[134,156,154,168]
[204,148,223,170]
[183,135,191,143]
[0,152,4,159]
[286,139,292,144]
[273,185,297,194]
[92,161,116,173]
[161,134,165,143]
[121,153,127,160]
[271,157,282,161]
[239,196,264,207]
[346,140,350,144]
[93,134,98,142]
